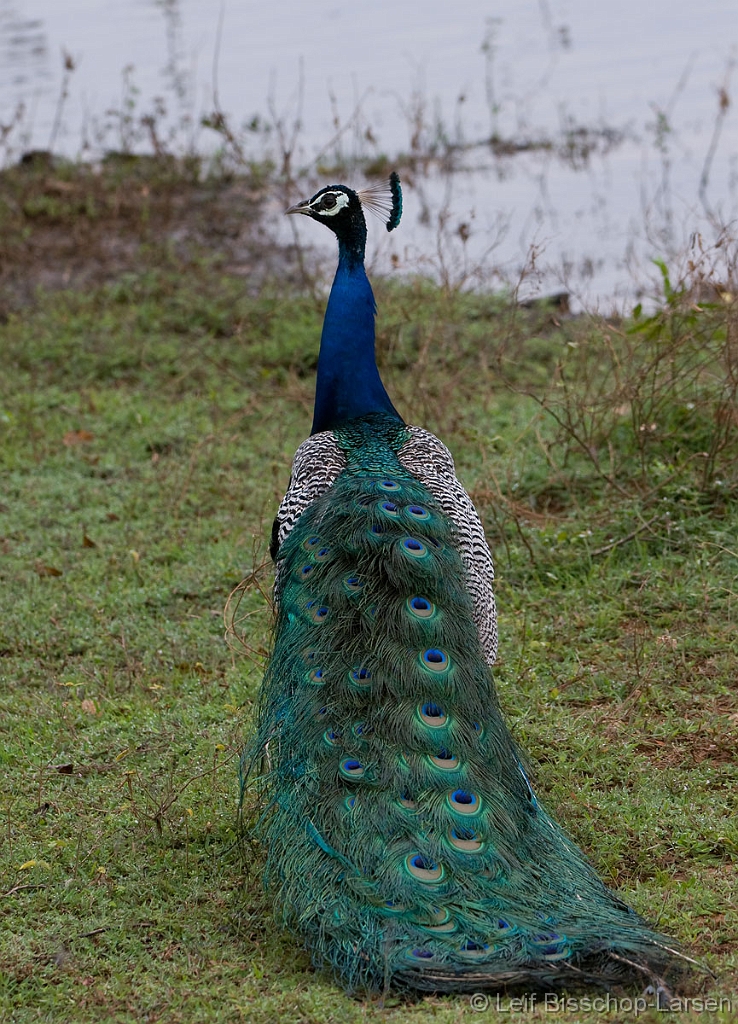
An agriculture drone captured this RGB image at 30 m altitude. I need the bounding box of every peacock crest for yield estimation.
[287,172,402,232]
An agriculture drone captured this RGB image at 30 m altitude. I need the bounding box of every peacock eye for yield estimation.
[321,193,337,209]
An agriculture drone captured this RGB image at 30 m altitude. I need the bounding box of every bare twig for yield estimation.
[48,50,76,153]
[2,883,48,898]
[698,58,735,224]
[590,515,660,556]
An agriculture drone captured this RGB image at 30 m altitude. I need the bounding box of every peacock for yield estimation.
[242,173,687,996]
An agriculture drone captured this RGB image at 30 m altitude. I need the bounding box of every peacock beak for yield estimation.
[285,199,312,216]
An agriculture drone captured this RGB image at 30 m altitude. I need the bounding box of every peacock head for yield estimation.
[286,174,402,261]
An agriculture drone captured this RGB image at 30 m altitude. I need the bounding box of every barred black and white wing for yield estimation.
[398,427,498,665]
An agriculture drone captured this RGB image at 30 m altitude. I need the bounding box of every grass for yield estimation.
[0,223,737,1023]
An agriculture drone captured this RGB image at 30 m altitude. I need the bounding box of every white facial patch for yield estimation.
[311,190,350,217]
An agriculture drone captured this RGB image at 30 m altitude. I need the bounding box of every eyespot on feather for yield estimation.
[542,946,571,962]
[401,537,428,558]
[339,758,365,779]
[448,826,484,853]
[406,947,435,961]
[406,504,430,521]
[429,750,459,770]
[420,648,449,673]
[530,932,570,961]
[404,853,444,883]
[406,596,436,619]
[418,702,447,727]
[412,905,452,927]
[305,598,327,622]
[349,666,372,688]
[459,940,490,957]
[447,789,481,815]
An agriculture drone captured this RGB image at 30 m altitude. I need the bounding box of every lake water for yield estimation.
[1,0,737,311]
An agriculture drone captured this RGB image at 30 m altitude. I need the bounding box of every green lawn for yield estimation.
[1,251,736,1022]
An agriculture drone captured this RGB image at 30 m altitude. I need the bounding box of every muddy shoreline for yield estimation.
[0,156,304,316]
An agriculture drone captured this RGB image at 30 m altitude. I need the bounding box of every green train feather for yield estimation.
[244,418,685,994]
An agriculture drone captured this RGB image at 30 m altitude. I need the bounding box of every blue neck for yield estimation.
[311,246,402,435]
